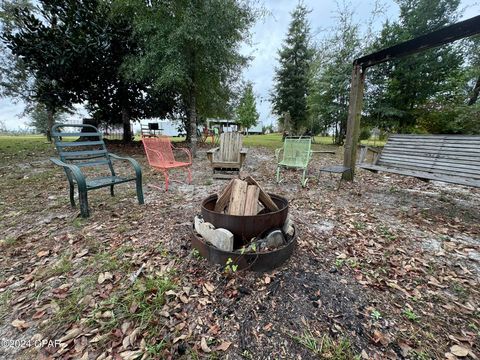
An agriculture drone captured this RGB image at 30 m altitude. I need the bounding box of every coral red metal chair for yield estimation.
[142,136,192,191]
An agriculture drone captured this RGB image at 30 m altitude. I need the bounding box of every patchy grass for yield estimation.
[0,135,54,165]
[292,330,359,359]
[50,275,97,328]
[34,253,74,281]
[0,236,18,247]
[0,289,13,320]
[85,274,175,350]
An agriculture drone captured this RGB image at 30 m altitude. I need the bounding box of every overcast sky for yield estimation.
[0,0,478,130]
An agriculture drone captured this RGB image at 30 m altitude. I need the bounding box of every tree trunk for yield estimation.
[46,108,55,142]
[122,107,132,143]
[188,88,198,158]
[467,76,480,106]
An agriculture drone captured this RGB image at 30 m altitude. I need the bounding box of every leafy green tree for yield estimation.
[1,0,84,141]
[465,36,480,106]
[271,3,313,134]
[1,0,175,142]
[366,0,463,133]
[307,2,369,144]
[121,0,256,156]
[28,103,66,134]
[236,82,259,135]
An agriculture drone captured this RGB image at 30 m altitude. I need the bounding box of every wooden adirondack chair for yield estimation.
[141,136,192,191]
[206,132,247,179]
[275,137,312,187]
[50,124,144,218]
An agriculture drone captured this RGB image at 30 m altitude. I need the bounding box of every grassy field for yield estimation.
[0,133,385,160]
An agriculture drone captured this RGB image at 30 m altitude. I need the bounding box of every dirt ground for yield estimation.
[0,141,479,359]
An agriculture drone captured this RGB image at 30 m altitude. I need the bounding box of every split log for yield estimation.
[244,176,279,212]
[228,179,248,215]
[244,185,260,215]
[214,179,234,212]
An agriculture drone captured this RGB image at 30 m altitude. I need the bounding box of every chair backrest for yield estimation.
[142,136,175,166]
[282,137,312,167]
[216,132,243,162]
[52,124,111,168]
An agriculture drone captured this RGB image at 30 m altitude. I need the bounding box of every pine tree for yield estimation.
[236,83,259,135]
[271,3,313,134]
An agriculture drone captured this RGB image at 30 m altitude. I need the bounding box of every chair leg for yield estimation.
[336,178,342,191]
[276,166,281,183]
[163,170,169,191]
[301,168,308,187]
[69,183,76,207]
[79,190,90,218]
[136,176,144,204]
[110,184,115,197]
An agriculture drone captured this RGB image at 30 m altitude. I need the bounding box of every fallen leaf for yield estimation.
[201,337,211,353]
[450,345,469,357]
[11,319,29,330]
[59,327,82,342]
[204,282,215,292]
[264,276,271,284]
[97,272,113,284]
[215,341,232,351]
[32,310,46,320]
[37,250,49,257]
[173,334,186,344]
[76,249,89,258]
[372,330,389,346]
[120,350,143,360]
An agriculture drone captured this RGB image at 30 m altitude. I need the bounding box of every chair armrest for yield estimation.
[173,147,192,164]
[207,147,220,163]
[108,153,142,179]
[207,147,220,154]
[240,148,248,154]
[365,146,381,154]
[50,158,86,190]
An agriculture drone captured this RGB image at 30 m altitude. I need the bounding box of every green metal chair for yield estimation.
[50,124,144,217]
[275,137,312,187]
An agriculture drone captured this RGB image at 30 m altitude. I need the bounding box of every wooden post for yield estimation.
[342,64,366,181]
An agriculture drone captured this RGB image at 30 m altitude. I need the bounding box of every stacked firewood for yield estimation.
[214,176,279,215]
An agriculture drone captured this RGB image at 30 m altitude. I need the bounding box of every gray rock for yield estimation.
[264,229,285,249]
[194,216,234,252]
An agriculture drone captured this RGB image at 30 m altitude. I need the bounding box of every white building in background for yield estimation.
[136,118,265,137]
[137,119,185,137]
[206,118,263,134]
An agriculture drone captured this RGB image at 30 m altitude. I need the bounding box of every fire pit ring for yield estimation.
[191,225,297,272]
[201,193,289,247]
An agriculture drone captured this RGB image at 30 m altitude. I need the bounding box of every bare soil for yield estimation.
[0,141,479,359]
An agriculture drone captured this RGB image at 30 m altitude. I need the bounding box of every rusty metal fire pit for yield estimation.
[191,225,297,272]
[201,193,289,247]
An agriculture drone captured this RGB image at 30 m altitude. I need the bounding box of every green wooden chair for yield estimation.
[275,137,312,187]
[50,124,144,217]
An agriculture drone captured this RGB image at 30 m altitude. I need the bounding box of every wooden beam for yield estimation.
[342,64,366,181]
[355,15,480,69]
